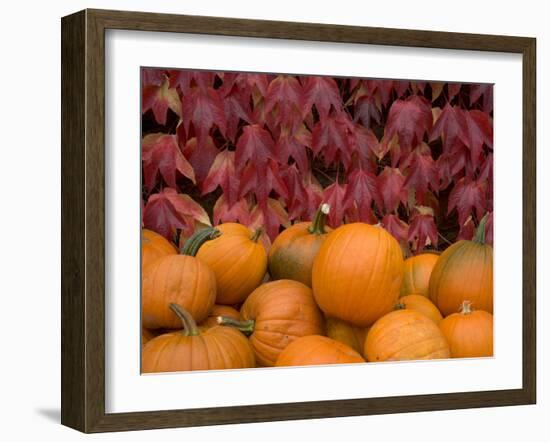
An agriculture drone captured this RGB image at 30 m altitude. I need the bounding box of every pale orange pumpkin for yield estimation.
[429,215,493,316]
[142,304,255,373]
[365,309,450,362]
[439,301,493,358]
[268,204,331,287]
[400,253,439,297]
[395,294,443,324]
[276,335,365,367]
[218,280,325,367]
[312,223,405,327]
[325,316,368,355]
[141,228,218,329]
[196,223,267,305]
[141,229,177,269]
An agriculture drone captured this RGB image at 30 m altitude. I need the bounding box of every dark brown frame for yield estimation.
[61,8,536,433]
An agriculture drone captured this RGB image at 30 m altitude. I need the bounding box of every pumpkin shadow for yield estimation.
[35,408,60,423]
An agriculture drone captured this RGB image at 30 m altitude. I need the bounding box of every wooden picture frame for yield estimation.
[61,8,536,433]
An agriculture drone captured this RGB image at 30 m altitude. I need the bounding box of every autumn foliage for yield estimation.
[141,68,493,255]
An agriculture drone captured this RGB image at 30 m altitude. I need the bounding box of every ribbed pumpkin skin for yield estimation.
[142,229,177,269]
[142,327,255,373]
[439,309,493,358]
[268,222,331,287]
[397,294,443,324]
[312,223,405,327]
[429,241,493,316]
[142,255,216,329]
[196,223,267,305]
[365,310,450,362]
[199,305,241,331]
[240,280,325,367]
[141,327,157,348]
[325,316,367,355]
[276,335,365,367]
[400,253,439,297]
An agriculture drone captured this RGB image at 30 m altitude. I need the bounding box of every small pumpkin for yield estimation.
[312,223,405,327]
[439,301,493,358]
[217,280,325,367]
[196,223,267,305]
[365,309,450,362]
[276,335,365,367]
[400,253,439,297]
[142,304,255,373]
[142,229,177,269]
[429,215,493,316]
[142,228,218,329]
[325,316,368,355]
[199,305,241,331]
[268,204,331,287]
[395,294,443,324]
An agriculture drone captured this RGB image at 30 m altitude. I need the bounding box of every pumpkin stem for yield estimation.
[169,303,200,336]
[473,214,489,244]
[180,227,221,256]
[459,301,473,315]
[394,302,406,310]
[216,316,255,336]
[308,203,331,235]
[250,227,264,243]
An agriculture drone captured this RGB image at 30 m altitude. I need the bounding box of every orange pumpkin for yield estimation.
[400,253,439,297]
[276,335,365,367]
[268,204,331,287]
[325,316,368,355]
[365,310,450,362]
[141,327,157,348]
[312,223,405,327]
[396,294,443,324]
[429,215,493,316]
[439,301,493,358]
[141,229,177,269]
[142,228,218,329]
[218,280,325,367]
[142,304,255,373]
[196,223,267,305]
[199,305,241,331]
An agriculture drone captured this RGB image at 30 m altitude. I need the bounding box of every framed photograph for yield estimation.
[61,9,536,433]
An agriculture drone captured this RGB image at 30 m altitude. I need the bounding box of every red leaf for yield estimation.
[448,83,462,100]
[277,125,311,173]
[142,78,182,125]
[311,113,355,167]
[223,86,253,143]
[408,212,438,250]
[436,146,469,189]
[143,188,210,240]
[470,84,493,113]
[265,75,304,130]
[281,164,308,220]
[344,169,382,223]
[202,150,240,206]
[181,86,226,145]
[354,94,381,129]
[456,216,475,241]
[447,178,487,226]
[429,103,467,153]
[385,95,432,153]
[382,214,409,244]
[212,195,251,226]
[181,136,219,185]
[169,70,215,94]
[235,124,278,170]
[142,134,195,192]
[238,160,288,206]
[353,124,379,171]
[302,76,342,120]
[323,182,349,227]
[462,110,493,163]
[378,167,407,212]
[142,68,165,87]
[366,80,394,106]
[403,148,438,203]
[249,198,290,241]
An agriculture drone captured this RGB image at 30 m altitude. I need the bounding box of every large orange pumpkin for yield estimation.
[142,304,255,373]
[325,316,368,355]
[395,294,443,324]
[142,228,218,329]
[141,327,157,348]
[268,204,331,287]
[141,229,177,269]
[218,280,325,367]
[429,215,493,316]
[196,223,267,305]
[400,253,439,297]
[439,301,493,358]
[276,335,365,367]
[312,223,405,327]
[365,310,450,362]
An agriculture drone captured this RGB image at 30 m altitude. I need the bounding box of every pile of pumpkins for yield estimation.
[141,204,493,373]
